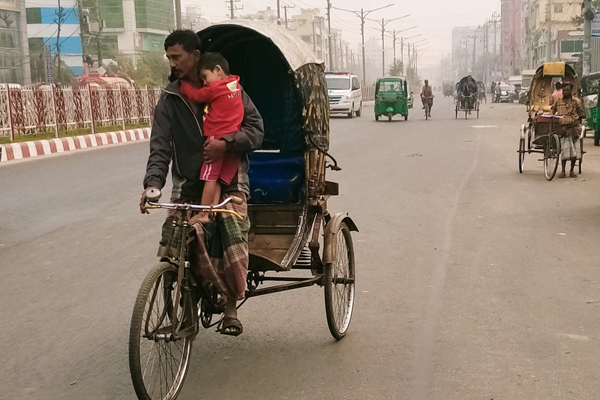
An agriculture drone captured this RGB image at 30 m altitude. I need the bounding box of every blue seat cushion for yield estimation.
[248,152,305,204]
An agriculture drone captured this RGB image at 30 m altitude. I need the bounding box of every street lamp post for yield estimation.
[369,15,409,76]
[401,33,421,75]
[387,26,417,71]
[333,4,394,85]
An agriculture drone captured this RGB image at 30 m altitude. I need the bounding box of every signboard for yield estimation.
[44,43,52,84]
[592,12,600,38]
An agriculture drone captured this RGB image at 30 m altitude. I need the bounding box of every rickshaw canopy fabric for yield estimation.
[529,62,579,113]
[542,62,566,77]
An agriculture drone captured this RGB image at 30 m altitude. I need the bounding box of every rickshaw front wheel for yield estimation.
[324,221,356,340]
[518,137,526,173]
[544,133,560,181]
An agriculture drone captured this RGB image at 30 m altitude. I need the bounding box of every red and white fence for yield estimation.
[0,85,162,141]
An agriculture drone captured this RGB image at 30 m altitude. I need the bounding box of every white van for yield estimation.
[326,72,363,118]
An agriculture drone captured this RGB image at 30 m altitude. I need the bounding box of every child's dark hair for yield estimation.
[199,52,231,75]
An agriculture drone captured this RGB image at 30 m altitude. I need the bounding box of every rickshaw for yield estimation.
[477,81,487,103]
[129,21,358,400]
[442,81,454,97]
[374,76,409,121]
[581,71,600,142]
[517,62,584,180]
[455,76,479,119]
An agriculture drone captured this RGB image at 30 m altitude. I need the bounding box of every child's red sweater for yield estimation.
[180,76,244,138]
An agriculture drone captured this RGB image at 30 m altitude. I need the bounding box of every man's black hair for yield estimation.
[198,52,231,75]
[562,82,572,89]
[555,81,563,89]
[164,29,201,53]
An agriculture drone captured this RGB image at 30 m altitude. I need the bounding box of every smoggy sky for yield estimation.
[187,0,501,68]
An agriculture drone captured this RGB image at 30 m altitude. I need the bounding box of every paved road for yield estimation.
[2,94,600,400]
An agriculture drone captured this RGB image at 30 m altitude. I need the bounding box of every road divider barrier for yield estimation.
[0,127,150,162]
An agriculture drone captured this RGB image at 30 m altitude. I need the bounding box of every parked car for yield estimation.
[325,72,363,118]
[496,84,515,103]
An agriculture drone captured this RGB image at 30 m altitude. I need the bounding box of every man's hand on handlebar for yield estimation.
[140,187,161,214]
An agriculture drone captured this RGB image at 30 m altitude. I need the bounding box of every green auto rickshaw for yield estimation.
[374,76,409,121]
[581,72,600,144]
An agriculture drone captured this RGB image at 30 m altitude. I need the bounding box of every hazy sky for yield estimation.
[186,0,501,68]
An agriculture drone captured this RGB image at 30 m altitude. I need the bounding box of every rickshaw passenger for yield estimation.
[552,82,584,178]
[179,52,244,222]
[550,81,563,105]
[141,30,265,336]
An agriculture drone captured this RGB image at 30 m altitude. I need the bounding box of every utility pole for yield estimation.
[282,4,294,29]
[546,0,552,62]
[371,15,409,76]
[277,0,281,25]
[489,12,500,79]
[583,0,594,75]
[326,0,333,70]
[55,0,64,83]
[333,4,395,85]
[228,0,242,19]
[387,26,416,71]
[175,0,182,28]
[468,31,477,74]
[312,19,317,52]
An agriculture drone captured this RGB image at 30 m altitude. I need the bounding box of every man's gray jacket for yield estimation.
[143,80,264,199]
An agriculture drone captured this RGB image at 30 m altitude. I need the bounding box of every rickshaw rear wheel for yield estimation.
[544,133,560,181]
[404,114,408,121]
[455,105,458,119]
[375,114,379,121]
[518,137,526,173]
[324,222,356,340]
[388,114,392,122]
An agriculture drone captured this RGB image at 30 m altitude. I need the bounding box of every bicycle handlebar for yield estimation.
[144,189,244,220]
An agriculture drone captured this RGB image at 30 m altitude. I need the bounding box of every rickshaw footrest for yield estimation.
[245,275,322,298]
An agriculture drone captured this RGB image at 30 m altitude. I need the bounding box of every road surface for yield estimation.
[2,94,600,399]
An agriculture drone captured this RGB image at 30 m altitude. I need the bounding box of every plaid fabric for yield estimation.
[552,97,584,129]
[159,192,250,301]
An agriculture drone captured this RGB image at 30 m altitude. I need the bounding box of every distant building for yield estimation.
[26,0,82,82]
[80,0,175,65]
[525,0,580,67]
[183,5,211,32]
[452,27,476,79]
[242,6,278,23]
[0,0,31,84]
[288,8,327,64]
[501,0,522,76]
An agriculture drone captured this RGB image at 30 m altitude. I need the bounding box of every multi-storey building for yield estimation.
[80,0,174,64]
[501,0,522,76]
[526,0,580,66]
[26,0,81,82]
[0,0,30,84]
[288,8,328,64]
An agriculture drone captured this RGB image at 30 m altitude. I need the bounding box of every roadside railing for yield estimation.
[0,85,162,142]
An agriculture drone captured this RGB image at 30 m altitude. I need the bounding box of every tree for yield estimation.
[105,52,170,86]
[388,59,404,76]
[573,0,600,27]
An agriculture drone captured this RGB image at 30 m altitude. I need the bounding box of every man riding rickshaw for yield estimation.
[455,75,479,119]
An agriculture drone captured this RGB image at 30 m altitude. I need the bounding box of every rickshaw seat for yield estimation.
[248,151,305,204]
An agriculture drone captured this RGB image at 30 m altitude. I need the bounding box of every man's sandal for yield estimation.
[558,172,566,178]
[570,172,577,178]
[218,317,243,336]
